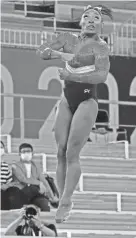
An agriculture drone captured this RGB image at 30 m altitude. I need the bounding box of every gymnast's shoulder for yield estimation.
[96,37,110,55]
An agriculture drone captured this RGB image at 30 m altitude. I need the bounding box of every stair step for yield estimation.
[10,138,136,158]
[83,176,136,193]
[46,155,136,175]
[48,171,136,193]
[72,193,136,211]
[1,211,136,230]
[4,153,136,176]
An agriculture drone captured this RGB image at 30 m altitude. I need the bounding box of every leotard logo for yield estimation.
[84,89,90,93]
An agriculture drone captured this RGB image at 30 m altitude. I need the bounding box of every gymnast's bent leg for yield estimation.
[56,98,98,222]
[54,96,73,200]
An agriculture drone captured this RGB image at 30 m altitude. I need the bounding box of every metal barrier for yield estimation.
[1,92,136,141]
[1,28,41,48]
[109,140,129,159]
[113,14,136,55]
[1,25,136,56]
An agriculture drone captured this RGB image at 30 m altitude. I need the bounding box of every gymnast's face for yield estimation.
[80,9,103,34]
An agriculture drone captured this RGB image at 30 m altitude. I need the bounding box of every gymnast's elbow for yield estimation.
[36,49,49,60]
[93,70,109,84]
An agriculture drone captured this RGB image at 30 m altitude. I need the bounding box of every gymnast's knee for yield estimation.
[57,145,67,162]
[66,143,80,164]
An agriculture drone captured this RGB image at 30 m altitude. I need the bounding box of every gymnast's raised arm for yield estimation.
[63,41,110,84]
[36,32,67,60]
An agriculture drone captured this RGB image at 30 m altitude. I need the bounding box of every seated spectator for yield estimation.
[0,141,12,210]
[0,141,26,210]
[4,205,58,236]
[11,143,58,211]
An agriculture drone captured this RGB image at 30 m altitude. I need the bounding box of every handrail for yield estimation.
[113,13,136,55]
[1,27,136,56]
[1,93,136,106]
[1,93,136,138]
[109,140,129,159]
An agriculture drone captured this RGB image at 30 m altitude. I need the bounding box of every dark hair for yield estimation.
[83,5,113,21]
[0,141,5,148]
[19,143,33,153]
[97,5,113,20]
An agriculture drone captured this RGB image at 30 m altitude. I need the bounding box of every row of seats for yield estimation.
[3,153,136,211]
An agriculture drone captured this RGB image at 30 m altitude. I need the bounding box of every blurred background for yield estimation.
[1,1,136,238]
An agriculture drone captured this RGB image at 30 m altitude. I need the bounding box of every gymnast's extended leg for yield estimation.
[56,98,98,222]
[54,97,73,200]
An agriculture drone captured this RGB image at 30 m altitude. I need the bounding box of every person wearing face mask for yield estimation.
[37,4,113,223]
[11,143,57,211]
[12,143,59,211]
[12,143,54,211]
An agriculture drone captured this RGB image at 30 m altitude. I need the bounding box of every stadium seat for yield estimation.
[116,127,128,141]
[92,109,113,142]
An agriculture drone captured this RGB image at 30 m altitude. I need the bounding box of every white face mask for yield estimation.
[0,148,5,156]
[21,153,32,162]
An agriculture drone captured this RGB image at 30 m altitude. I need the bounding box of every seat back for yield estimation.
[95,109,109,129]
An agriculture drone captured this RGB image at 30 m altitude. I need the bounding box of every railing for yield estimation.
[113,14,136,55]
[109,140,129,159]
[1,28,41,48]
[1,26,136,56]
[1,92,136,143]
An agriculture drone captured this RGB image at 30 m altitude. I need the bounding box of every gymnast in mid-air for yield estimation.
[37,4,112,223]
